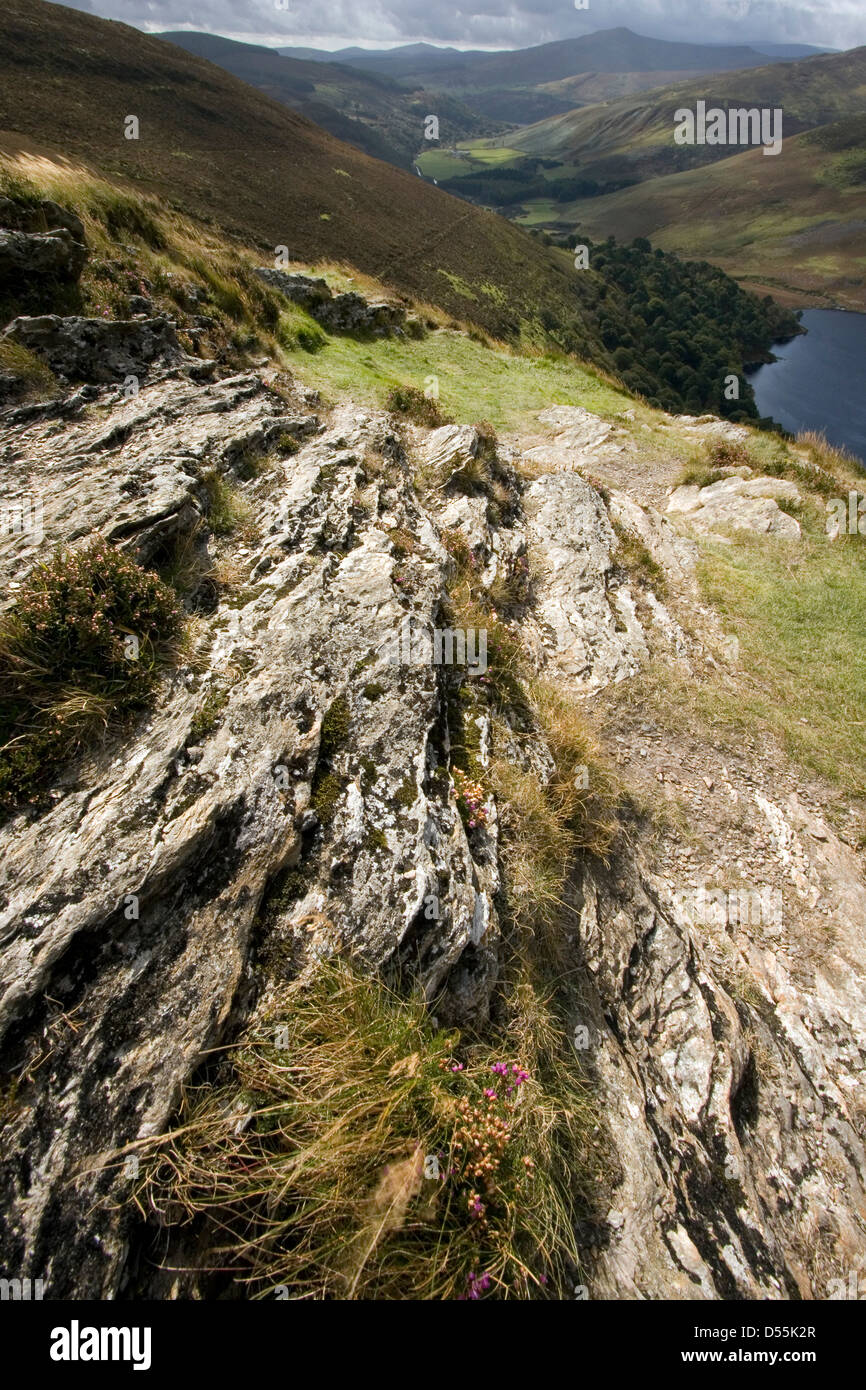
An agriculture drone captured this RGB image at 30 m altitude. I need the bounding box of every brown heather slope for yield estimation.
[0,0,600,351]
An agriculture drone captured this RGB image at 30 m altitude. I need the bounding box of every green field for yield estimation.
[281,315,631,430]
[416,143,525,181]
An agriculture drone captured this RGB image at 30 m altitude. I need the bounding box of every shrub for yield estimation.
[385,385,449,428]
[0,538,182,811]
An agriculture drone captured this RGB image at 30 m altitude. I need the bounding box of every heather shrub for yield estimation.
[0,536,182,811]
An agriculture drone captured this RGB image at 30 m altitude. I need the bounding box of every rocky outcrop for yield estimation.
[0,314,199,387]
[254,268,405,335]
[0,196,85,243]
[0,227,87,285]
[0,365,864,1302]
[0,369,317,589]
[667,475,802,538]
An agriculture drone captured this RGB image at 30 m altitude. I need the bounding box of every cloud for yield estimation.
[54,0,866,52]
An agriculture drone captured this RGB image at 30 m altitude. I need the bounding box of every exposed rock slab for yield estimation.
[522,471,647,691]
[254,268,405,335]
[667,475,801,538]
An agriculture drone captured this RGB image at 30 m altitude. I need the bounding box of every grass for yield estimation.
[676,431,863,500]
[202,471,257,539]
[385,384,450,428]
[133,958,594,1300]
[0,538,182,814]
[696,530,866,798]
[0,339,60,404]
[293,327,632,433]
[612,523,668,597]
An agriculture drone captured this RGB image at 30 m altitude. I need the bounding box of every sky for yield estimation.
[55,0,866,52]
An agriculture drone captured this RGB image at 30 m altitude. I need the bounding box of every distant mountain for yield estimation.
[277,42,492,80]
[159,32,493,169]
[444,29,774,86]
[277,28,803,125]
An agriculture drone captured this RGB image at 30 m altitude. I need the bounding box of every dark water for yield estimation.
[748,309,866,466]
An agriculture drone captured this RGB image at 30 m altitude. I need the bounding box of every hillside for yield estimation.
[423,46,866,308]
[544,117,866,311]
[0,0,799,423]
[496,46,866,179]
[0,0,605,352]
[158,32,494,170]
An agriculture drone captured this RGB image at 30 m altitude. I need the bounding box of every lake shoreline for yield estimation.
[748,308,866,466]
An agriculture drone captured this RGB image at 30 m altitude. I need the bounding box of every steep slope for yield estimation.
[0,0,594,350]
[158,32,493,171]
[0,1,801,422]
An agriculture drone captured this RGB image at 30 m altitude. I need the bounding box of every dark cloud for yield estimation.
[55,0,866,51]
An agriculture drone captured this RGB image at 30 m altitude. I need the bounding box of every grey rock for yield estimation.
[1,315,185,384]
[0,227,87,284]
[0,377,863,1304]
[254,267,405,335]
[0,197,86,244]
[667,475,801,538]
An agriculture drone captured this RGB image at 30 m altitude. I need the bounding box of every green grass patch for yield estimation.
[283,326,631,433]
[696,532,866,797]
[202,471,257,539]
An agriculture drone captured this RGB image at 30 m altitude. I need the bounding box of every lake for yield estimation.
[748,309,866,466]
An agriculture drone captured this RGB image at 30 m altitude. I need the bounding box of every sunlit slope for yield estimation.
[0,0,601,349]
[498,46,866,185]
[540,119,866,310]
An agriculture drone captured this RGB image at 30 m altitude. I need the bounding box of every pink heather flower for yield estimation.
[484,1088,497,1099]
